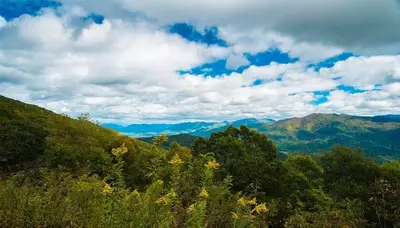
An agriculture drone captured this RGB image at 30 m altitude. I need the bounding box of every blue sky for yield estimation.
[0,0,60,20]
[0,0,399,123]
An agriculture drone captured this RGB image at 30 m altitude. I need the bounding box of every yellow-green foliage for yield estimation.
[0,141,268,228]
[0,172,175,228]
[1,96,400,227]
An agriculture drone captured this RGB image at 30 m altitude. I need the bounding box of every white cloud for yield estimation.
[219,27,343,62]
[382,83,400,96]
[0,3,399,123]
[76,20,112,47]
[0,16,6,28]
[225,53,249,70]
[319,90,400,116]
[321,55,400,89]
[60,0,400,54]
[18,12,70,49]
[0,10,229,86]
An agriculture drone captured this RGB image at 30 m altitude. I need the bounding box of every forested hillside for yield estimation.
[140,133,199,148]
[0,95,399,227]
[136,114,400,159]
[260,114,400,159]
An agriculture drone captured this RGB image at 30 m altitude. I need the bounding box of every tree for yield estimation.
[193,125,278,194]
[279,155,328,210]
[368,161,400,227]
[317,146,379,201]
[77,112,91,121]
[77,112,99,125]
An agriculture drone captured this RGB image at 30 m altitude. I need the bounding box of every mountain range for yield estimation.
[260,114,400,158]
[104,114,400,159]
[102,118,275,137]
[1,94,399,160]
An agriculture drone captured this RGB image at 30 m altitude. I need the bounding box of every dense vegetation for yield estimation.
[260,114,400,159]
[1,95,400,227]
[140,134,199,149]
[138,114,400,160]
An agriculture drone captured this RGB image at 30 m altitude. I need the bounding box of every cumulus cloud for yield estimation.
[319,90,400,116]
[0,9,229,121]
[219,27,343,62]
[0,9,228,85]
[382,83,400,96]
[0,2,399,123]
[320,55,400,89]
[60,0,400,54]
[225,53,250,70]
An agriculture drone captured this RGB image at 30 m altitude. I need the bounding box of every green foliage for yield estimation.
[261,114,400,159]
[277,155,330,213]
[317,146,380,200]
[0,171,176,228]
[77,112,92,121]
[193,125,278,194]
[153,134,169,147]
[0,120,47,169]
[367,161,400,227]
[141,114,400,159]
[0,95,400,227]
[140,133,199,148]
[284,209,366,228]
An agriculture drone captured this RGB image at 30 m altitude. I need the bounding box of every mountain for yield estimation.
[140,133,198,148]
[136,114,400,158]
[231,118,275,127]
[102,118,275,137]
[101,123,127,132]
[0,95,154,172]
[4,94,397,160]
[374,114,400,121]
[252,114,400,158]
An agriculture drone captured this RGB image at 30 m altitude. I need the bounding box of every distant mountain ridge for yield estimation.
[260,114,400,157]
[104,113,400,159]
[102,114,400,138]
[102,118,276,137]
[374,114,400,121]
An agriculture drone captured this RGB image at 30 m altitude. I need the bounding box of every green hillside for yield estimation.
[260,114,400,158]
[0,95,399,227]
[0,95,161,187]
[139,114,400,159]
[140,133,199,148]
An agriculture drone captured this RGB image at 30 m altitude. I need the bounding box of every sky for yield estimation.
[0,0,399,124]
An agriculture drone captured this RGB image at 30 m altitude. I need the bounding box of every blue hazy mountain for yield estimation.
[102,118,276,137]
[102,115,400,138]
[374,115,400,121]
[103,114,400,158]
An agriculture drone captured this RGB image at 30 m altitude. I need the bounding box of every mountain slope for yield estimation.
[260,114,400,158]
[374,114,400,121]
[0,95,156,176]
[137,114,400,158]
[140,133,198,148]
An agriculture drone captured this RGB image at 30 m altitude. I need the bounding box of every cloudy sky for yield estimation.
[0,0,399,124]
